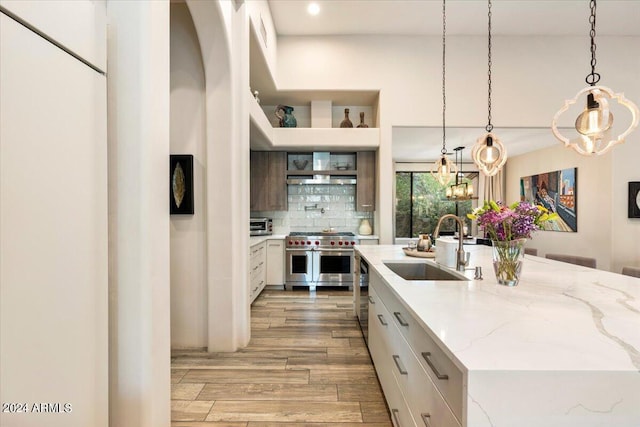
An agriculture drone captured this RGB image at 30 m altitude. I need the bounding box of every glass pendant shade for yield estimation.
[431,155,457,186]
[472,133,507,177]
[446,181,474,200]
[575,93,613,135]
[552,86,640,156]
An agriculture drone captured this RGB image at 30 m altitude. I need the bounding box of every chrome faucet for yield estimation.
[433,214,469,272]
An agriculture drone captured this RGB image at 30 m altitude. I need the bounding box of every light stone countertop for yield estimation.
[249,235,286,246]
[356,244,640,426]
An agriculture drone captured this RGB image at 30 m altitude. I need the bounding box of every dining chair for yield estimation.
[621,266,640,278]
[545,253,596,268]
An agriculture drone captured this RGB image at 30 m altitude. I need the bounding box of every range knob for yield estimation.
[351,241,356,245]
[315,241,319,245]
[338,241,343,246]
[294,241,299,245]
[330,241,335,246]
[288,241,293,245]
[307,241,311,245]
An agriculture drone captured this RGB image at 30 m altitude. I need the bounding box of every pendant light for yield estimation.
[472,0,507,177]
[446,146,474,200]
[551,0,639,155]
[431,0,457,186]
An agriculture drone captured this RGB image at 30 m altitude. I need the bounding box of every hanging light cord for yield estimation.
[586,0,600,85]
[441,0,447,155]
[486,0,493,132]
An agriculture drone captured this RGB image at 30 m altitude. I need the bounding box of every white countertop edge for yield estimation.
[250,235,287,246]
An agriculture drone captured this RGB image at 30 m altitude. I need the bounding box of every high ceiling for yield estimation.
[269,0,640,37]
[267,1,639,161]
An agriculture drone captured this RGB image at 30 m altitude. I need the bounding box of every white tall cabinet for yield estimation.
[0,6,107,427]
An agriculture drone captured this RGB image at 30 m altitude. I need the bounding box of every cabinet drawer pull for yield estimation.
[393,311,409,327]
[421,352,449,380]
[421,413,432,427]
[368,296,375,304]
[362,204,373,207]
[377,314,387,326]
[392,354,408,375]
[391,409,402,427]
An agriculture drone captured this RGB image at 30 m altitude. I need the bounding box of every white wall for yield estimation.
[170,2,208,349]
[611,141,640,273]
[0,4,107,426]
[248,0,277,81]
[276,34,640,258]
[505,145,613,270]
[107,2,171,426]
[186,0,251,351]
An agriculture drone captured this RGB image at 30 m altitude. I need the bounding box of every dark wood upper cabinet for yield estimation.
[250,151,287,211]
[356,151,376,212]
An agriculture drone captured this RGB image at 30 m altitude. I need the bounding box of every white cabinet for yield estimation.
[369,270,462,427]
[266,239,284,285]
[1,12,107,427]
[249,242,266,303]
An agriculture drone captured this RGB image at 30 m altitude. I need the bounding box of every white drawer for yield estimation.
[372,276,464,422]
[388,328,461,427]
[368,288,414,427]
[387,374,415,427]
[250,277,265,301]
[250,242,265,262]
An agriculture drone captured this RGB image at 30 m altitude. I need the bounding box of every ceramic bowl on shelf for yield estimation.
[334,163,352,170]
[293,159,309,170]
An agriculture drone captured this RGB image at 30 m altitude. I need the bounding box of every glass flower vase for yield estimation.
[491,238,526,286]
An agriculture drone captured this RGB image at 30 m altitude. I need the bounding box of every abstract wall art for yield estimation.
[520,168,577,232]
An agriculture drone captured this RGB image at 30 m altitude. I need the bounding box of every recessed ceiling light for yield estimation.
[307,2,320,16]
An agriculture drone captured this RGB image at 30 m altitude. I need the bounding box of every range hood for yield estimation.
[286,152,357,185]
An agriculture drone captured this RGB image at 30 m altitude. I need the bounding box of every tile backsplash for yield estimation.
[251,184,373,234]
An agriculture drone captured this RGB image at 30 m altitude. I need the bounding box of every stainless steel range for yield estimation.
[285,232,359,290]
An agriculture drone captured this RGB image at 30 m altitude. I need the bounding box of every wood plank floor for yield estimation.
[171,289,392,426]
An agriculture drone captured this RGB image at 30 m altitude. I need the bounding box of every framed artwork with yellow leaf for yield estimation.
[170,154,194,215]
[629,182,640,219]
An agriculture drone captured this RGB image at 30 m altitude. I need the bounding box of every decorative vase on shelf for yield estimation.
[417,234,432,252]
[275,105,297,127]
[340,108,353,128]
[491,238,526,286]
[357,112,369,128]
[358,219,372,235]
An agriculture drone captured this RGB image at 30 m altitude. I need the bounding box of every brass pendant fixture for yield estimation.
[446,147,474,200]
[551,0,639,155]
[472,0,507,177]
[431,0,457,186]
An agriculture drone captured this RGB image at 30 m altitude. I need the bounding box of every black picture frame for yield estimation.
[629,182,640,219]
[170,155,194,215]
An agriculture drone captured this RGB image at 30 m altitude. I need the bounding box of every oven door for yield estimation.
[285,249,313,287]
[314,248,354,286]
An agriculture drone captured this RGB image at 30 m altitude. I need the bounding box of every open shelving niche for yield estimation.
[249,20,381,151]
[286,152,357,175]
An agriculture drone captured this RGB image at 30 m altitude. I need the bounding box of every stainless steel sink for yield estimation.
[383,262,468,281]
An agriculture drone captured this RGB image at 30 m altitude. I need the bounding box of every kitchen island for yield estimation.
[355,244,640,427]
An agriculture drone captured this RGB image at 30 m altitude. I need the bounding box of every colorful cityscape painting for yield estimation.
[520,168,577,232]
